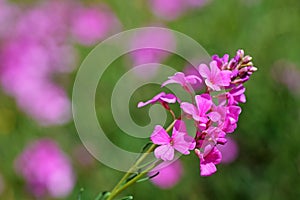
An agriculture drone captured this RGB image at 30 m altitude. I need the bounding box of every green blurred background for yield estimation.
[0,0,300,199]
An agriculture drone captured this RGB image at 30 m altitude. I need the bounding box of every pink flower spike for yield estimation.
[198,61,231,91]
[137,92,179,108]
[162,72,202,92]
[151,120,195,161]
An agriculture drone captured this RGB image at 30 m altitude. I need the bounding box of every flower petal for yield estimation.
[209,61,220,77]
[200,162,217,176]
[180,102,198,117]
[137,92,165,108]
[207,111,221,122]
[150,125,170,145]
[195,94,212,115]
[173,133,196,154]
[154,144,174,161]
[185,75,202,85]
[198,64,210,79]
[160,93,178,104]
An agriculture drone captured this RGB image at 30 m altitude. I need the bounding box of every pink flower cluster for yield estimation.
[129,27,175,79]
[138,49,257,176]
[148,0,210,21]
[15,139,75,198]
[0,0,119,125]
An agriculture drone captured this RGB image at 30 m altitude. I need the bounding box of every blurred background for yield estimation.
[0,0,300,199]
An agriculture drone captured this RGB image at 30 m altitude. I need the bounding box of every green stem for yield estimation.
[107,164,155,200]
[106,120,176,200]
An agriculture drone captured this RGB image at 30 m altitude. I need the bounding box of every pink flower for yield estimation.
[220,106,242,133]
[181,94,221,129]
[218,137,239,164]
[0,40,72,125]
[15,139,75,198]
[70,6,119,46]
[198,61,231,91]
[148,0,209,21]
[138,92,179,108]
[228,85,246,105]
[218,85,246,106]
[272,60,300,96]
[129,28,175,79]
[149,0,186,21]
[149,160,183,189]
[162,72,202,93]
[151,120,196,161]
[0,0,18,38]
[195,145,222,176]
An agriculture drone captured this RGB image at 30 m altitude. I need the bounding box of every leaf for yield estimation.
[125,172,138,183]
[117,195,134,200]
[94,191,111,200]
[136,172,159,183]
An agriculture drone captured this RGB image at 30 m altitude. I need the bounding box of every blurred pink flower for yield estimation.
[218,137,239,164]
[72,145,96,167]
[70,6,120,46]
[14,1,71,42]
[0,40,72,125]
[129,27,175,79]
[0,0,19,38]
[0,0,119,126]
[149,0,210,21]
[15,139,75,198]
[149,160,183,189]
[272,60,300,96]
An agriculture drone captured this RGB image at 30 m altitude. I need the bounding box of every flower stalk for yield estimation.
[106,120,176,200]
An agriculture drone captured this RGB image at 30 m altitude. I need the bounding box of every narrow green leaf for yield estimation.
[117,195,134,200]
[95,191,111,200]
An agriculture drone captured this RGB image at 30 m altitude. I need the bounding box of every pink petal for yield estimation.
[205,147,222,165]
[238,94,246,103]
[185,75,202,85]
[180,102,198,117]
[198,64,210,79]
[205,79,221,91]
[137,92,165,108]
[154,144,175,161]
[161,79,178,87]
[209,61,220,77]
[216,70,231,86]
[150,125,170,145]
[173,120,187,133]
[161,72,185,87]
[200,162,217,176]
[195,94,212,115]
[160,93,177,103]
[173,133,196,154]
[207,111,221,122]
[230,85,245,96]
